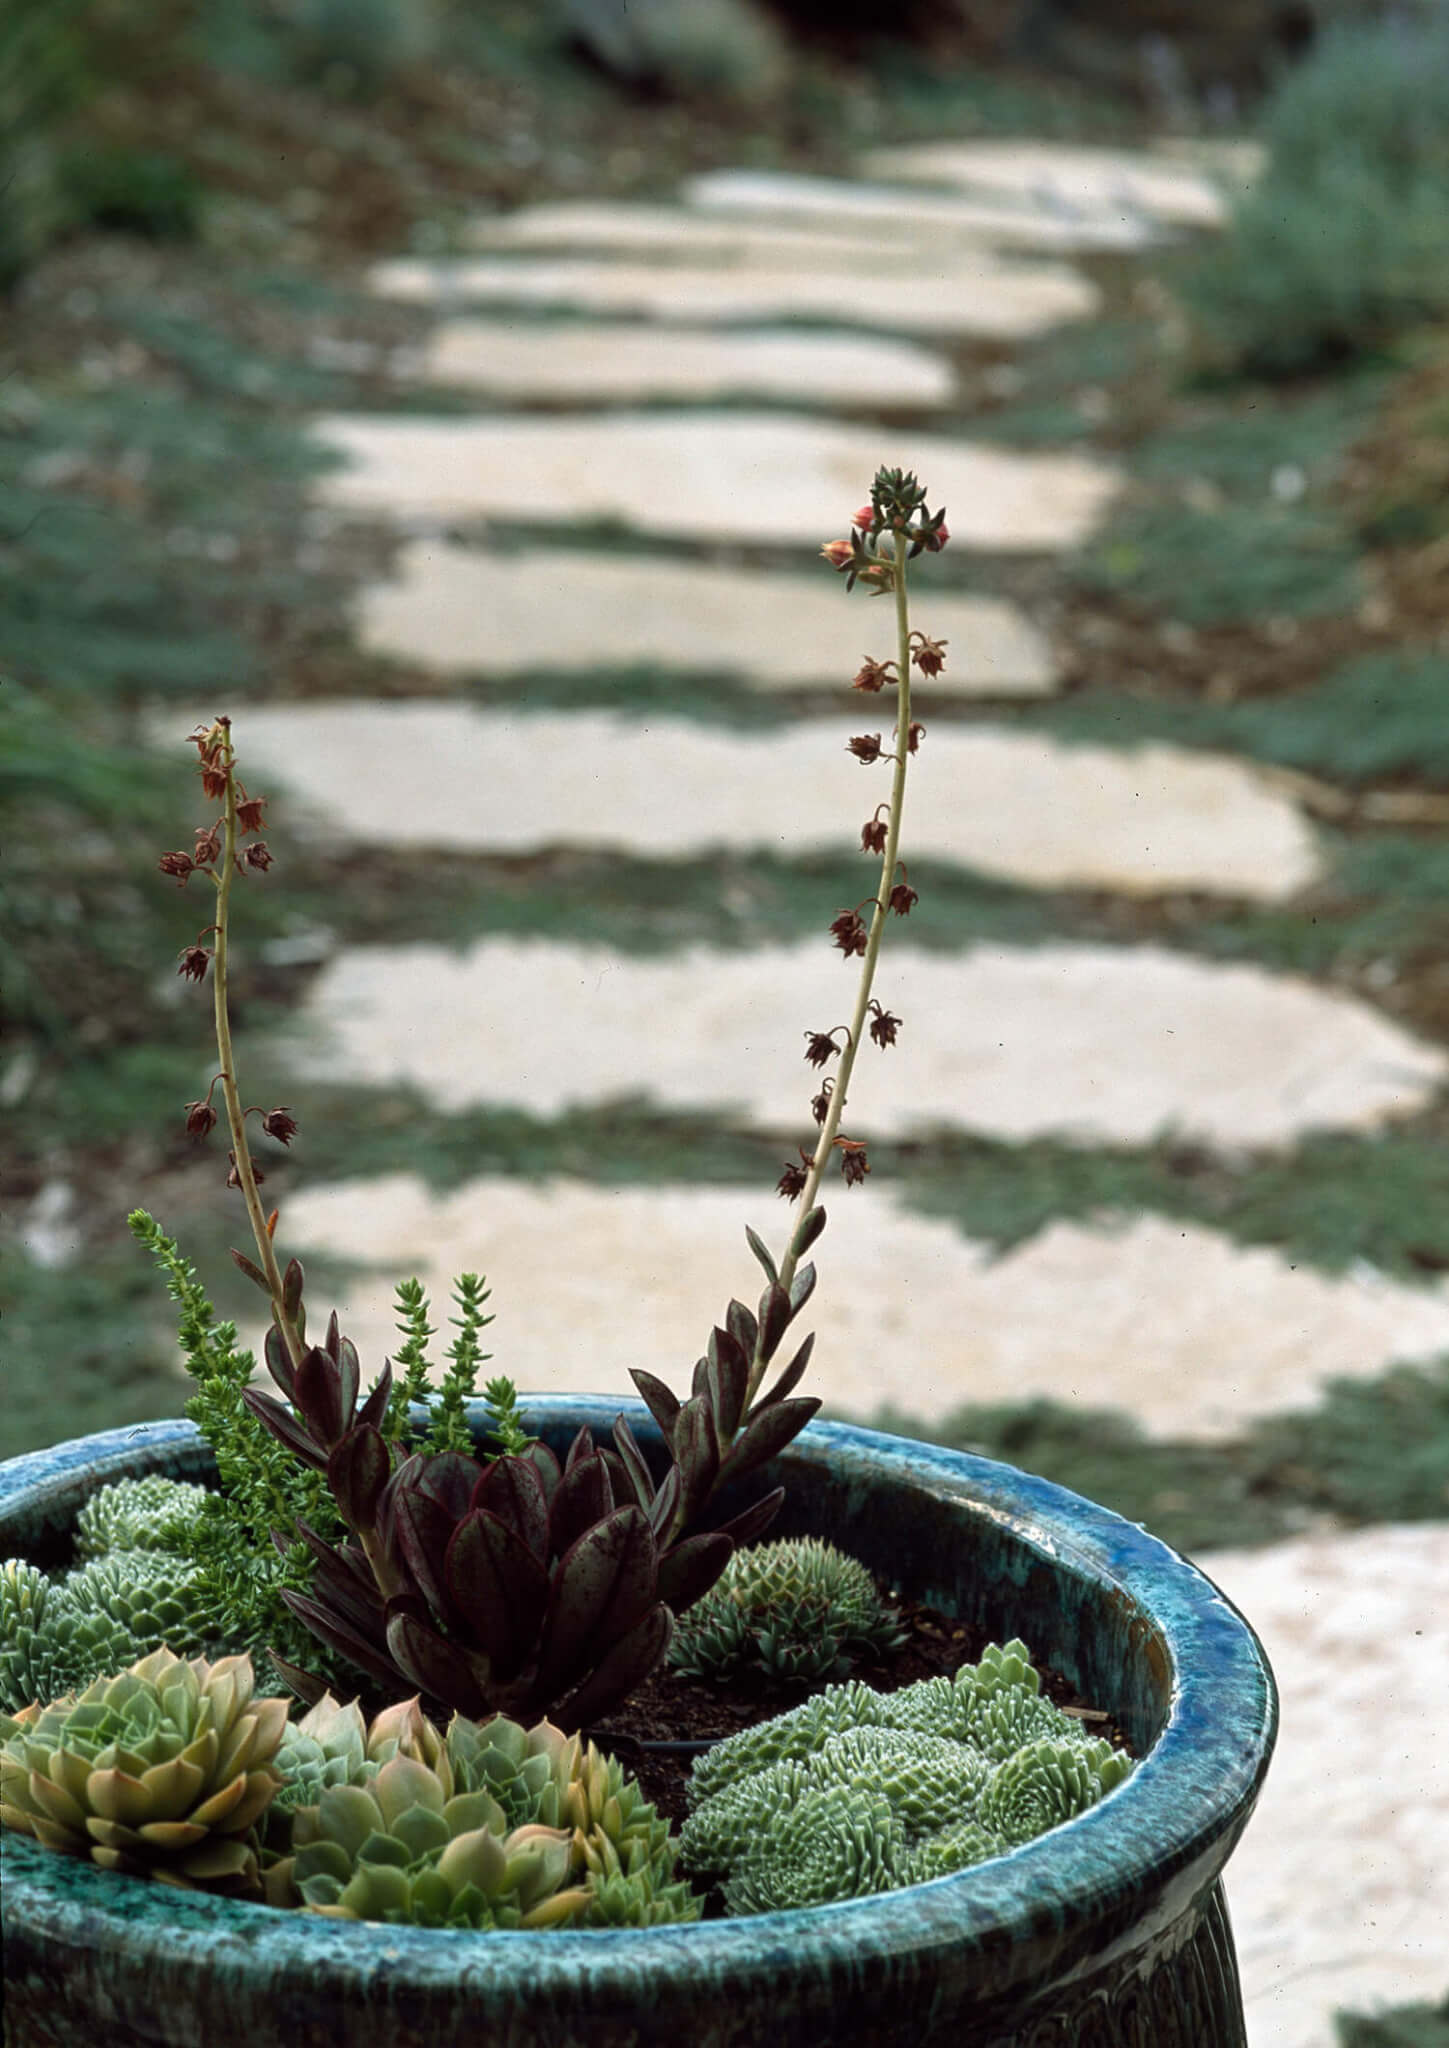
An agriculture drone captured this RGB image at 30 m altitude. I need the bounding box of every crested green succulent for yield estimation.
[73,1476,209,1562]
[978,1735,1134,1848]
[0,1647,288,1894]
[0,1549,221,1714]
[668,1536,907,1686]
[265,1700,702,1929]
[685,1678,896,1808]
[682,1640,1135,1913]
[722,1785,904,1915]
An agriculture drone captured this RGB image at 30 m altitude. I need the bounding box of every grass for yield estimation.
[850,1350,1449,1559]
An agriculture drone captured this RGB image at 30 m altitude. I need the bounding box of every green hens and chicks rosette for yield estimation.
[668,1535,907,1684]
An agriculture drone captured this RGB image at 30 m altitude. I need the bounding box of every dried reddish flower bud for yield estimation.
[200,761,229,801]
[177,944,212,982]
[907,722,926,754]
[776,1159,810,1200]
[159,850,195,884]
[852,657,894,693]
[810,1079,834,1125]
[193,822,222,866]
[835,1137,870,1187]
[860,816,889,855]
[852,504,875,532]
[241,841,274,872]
[820,539,854,572]
[235,794,267,833]
[911,633,947,677]
[227,1151,264,1190]
[847,733,884,765]
[261,1106,299,1145]
[868,1002,901,1049]
[804,1030,840,1068]
[829,909,869,958]
[889,881,918,917]
[184,1099,218,1138]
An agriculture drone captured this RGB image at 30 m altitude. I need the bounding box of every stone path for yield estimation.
[416,321,957,406]
[183,132,1449,2036]
[1200,1524,1449,2048]
[191,701,1322,897]
[281,936,1443,1150]
[353,542,1059,695]
[260,1176,1449,1442]
[312,412,1120,548]
[367,253,1101,341]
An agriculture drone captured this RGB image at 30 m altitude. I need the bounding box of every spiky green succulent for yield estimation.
[265,1701,701,1929]
[0,1647,288,1894]
[0,1548,221,1715]
[73,1477,209,1562]
[681,1640,1134,1913]
[668,1536,907,1686]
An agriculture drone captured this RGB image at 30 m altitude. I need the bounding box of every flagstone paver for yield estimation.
[311,413,1119,549]
[417,320,956,407]
[365,254,1100,341]
[258,1177,1449,1441]
[682,169,1160,252]
[463,200,1074,271]
[356,543,1059,696]
[280,937,1445,1150]
[1199,1523,1449,2048]
[196,702,1322,898]
[859,141,1231,229]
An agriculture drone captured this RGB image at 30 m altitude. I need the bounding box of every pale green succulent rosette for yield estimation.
[682,1641,1135,1914]
[73,1476,210,1561]
[284,1752,589,1930]
[669,1537,906,1686]
[267,1704,702,1928]
[0,1647,288,1895]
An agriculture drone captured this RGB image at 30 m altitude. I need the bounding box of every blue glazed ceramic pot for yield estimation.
[1,1398,1276,2048]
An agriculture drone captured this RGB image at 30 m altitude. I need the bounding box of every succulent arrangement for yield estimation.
[668,1535,906,1685]
[678,1640,1134,1913]
[1,465,1142,1939]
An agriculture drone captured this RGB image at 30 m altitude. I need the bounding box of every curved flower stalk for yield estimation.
[679,1639,1135,1912]
[146,468,950,1731]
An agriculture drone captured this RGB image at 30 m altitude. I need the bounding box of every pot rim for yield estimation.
[1,1398,1277,2009]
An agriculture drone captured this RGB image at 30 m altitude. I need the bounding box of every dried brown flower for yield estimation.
[776,1157,810,1200]
[860,813,889,855]
[910,632,947,677]
[804,1030,840,1068]
[829,909,869,958]
[200,760,229,801]
[235,794,267,834]
[261,1107,299,1145]
[907,722,926,754]
[868,1002,901,1049]
[851,657,895,693]
[810,1079,834,1125]
[889,881,918,917]
[241,841,274,872]
[184,1099,218,1138]
[835,1137,870,1187]
[177,944,212,982]
[159,851,195,885]
[193,823,222,867]
[227,1151,263,1190]
[846,734,884,765]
